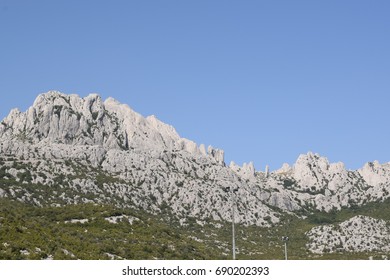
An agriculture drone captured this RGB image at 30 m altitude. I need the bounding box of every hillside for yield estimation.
[1,91,390,260]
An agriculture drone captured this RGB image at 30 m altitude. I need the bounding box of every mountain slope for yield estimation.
[1,91,390,259]
[0,91,279,226]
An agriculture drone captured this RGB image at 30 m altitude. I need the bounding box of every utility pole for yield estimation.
[224,186,239,260]
[282,236,289,260]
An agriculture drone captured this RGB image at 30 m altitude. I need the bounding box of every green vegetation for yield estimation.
[0,198,219,260]
[1,196,389,260]
[307,198,390,224]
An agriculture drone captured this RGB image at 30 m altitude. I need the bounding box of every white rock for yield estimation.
[306,215,390,253]
[2,91,390,229]
[359,161,390,187]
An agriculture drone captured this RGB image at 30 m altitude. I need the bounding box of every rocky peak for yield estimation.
[275,163,292,174]
[289,152,350,192]
[294,152,330,172]
[0,91,225,163]
[359,160,390,187]
[207,145,225,165]
[229,161,255,179]
[292,152,329,189]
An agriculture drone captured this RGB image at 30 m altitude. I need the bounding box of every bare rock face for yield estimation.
[229,161,255,180]
[359,161,390,187]
[292,152,349,193]
[0,91,221,163]
[254,151,390,213]
[0,91,281,227]
[1,90,390,231]
[207,145,225,165]
[293,152,330,191]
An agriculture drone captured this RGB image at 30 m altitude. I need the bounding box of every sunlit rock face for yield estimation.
[1,91,390,228]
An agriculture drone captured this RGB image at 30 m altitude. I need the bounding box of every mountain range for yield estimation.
[1,91,390,260]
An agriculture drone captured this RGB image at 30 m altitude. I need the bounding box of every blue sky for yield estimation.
[1,0,389,171]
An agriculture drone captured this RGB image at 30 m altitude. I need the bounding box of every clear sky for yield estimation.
[1,0,389,171]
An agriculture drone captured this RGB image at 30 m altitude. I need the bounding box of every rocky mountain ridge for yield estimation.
[1,91,390,228]
[0,91,224,164]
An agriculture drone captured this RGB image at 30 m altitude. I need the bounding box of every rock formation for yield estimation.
[1,91,390,230]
